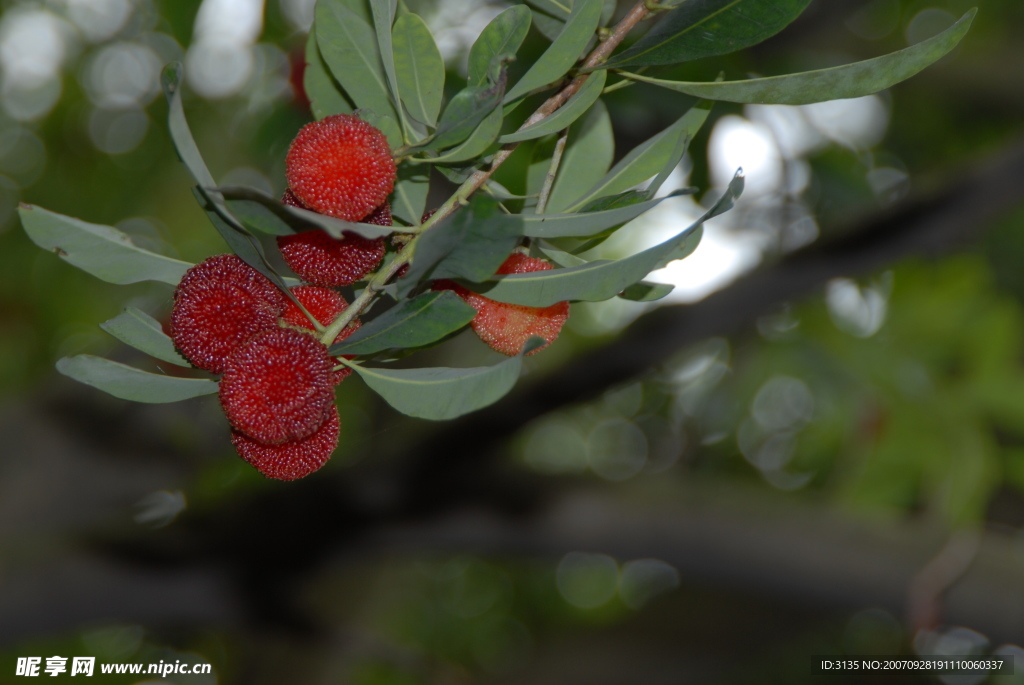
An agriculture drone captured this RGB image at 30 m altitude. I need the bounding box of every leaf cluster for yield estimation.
[19,0,975,422]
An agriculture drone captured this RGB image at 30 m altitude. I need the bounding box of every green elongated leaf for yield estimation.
[619,281,676,302]
[522,189,691,238]
[216,186,395,239]
[330,291,476,355]
[468,5,531,87]
[536,243,588,268]
[161,63,215,189]
[349,338,544,420]
[100,307,189,367]
[20,205,192,286]
[622,8,977,105]
[544,99,614,213]
[358,109,403,150]
[500,69,606,144]
[392,165,430,225]
[393,13,444,127]
[316,0,399,127]
[566,101,712,211]
[57,355,218,403]
[428,107,502,164]
[162,65,293,294]
[225,199,294,236]
[529,0,616,41]
[193,187,297,299]
[304,30,353,119]
[645,102,713,198]
[416,72,506,153]
[397,196,523,297]
[476,172,743,306]
[372,2,400,100]
[600,0,812,70]
[503,0,604,104]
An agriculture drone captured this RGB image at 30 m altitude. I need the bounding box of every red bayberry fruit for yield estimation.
[285,113,396,221]
[219,327,336,444]
[171,255,286,374]
[277,230,386,287]
[231,406,339,481]
[434,253,569,357]
[363,201,392,226]
[281,285,361,383]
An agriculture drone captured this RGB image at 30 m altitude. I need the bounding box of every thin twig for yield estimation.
[536,127,570,214]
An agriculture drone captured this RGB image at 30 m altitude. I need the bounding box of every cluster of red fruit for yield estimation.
[170,114,568,480]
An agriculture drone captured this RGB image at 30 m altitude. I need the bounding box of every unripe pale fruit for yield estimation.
[231,406,339,481]
[285,113,396,221]
[218,327,336,445]
[435,253,569,356]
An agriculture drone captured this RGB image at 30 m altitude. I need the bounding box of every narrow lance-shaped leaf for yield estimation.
[316,1,399,127]
[330,291,476,356]
[397,195,523,297]
[100,307,190,367]
[371,0,404,133]
[57,355,218,404]
[619,281,676,302]
[348,338,545,420]
[541,99,614,214]
[528,0,616,42]
[304,30,353,119]
[161,63,215,189]
[566,100,713,211]
[216,186,395,239]
[391,164,430,226]
[413,69,507,153]
[467,5,531,87]
[599,0,813,70]
[426,107,502,164]
[19,204,192,286]
[475,171,744,306]
[499,69,606,144]
[503,0,604,104]
[521,189,694,238]
[392,13,445,127]
[621,8,977,105]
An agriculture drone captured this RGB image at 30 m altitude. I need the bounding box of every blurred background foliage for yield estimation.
[2,0,1024,683]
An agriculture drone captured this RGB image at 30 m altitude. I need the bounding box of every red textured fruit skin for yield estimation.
[219,328,336,444]
[281,285,361,383]
[232,406,339,481]
[171,255,286,374]
[363,201,392,226]
[286,113,396,221]
[277,230,386,287]
[434,253,569,357]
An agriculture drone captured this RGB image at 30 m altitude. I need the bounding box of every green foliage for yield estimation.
[56,355,218,403]
[330,291,477,356]
[600,0,813,69]
[99,308,190,367]
[348,338,545,420]
[22,0,976,424]
[620,9,976,104]
[19,205,192,286]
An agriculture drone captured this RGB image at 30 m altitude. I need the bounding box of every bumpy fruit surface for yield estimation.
[281,285,361,383]
[285,113,396,221]
[435,253,569,356]
[231,406,339,481]
[277,230,386,287]
[170,255,286,374]
[219,327,336,444]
